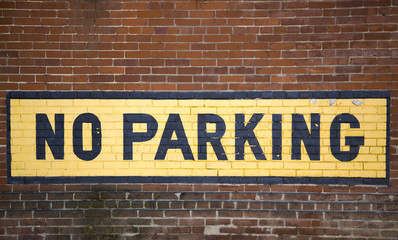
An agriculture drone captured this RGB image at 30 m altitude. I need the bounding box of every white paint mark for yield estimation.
[122,233,139,237]
[352,100,363,106]
[204,225,237,235]
[175,192,181,199]
[204,226,221,235]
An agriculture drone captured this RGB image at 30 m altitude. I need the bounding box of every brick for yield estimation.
[168,75,192,82]
[0,67,19,74]
[165,211,190,218]
[364,82,390,90]
[165,59,191,67]
[12,185,39,192]
[115,75,140,82]
[178,67,202,75]
[99,67,124,74]
[88,75,114,82]
[34,210,60,218]
[114,59,138,66]
[177,84,202,91]
[273,228,298,235]
[309,1,335,8]
[83,210,111,219]
[21,193,46,200]
[271,75,296,83]
[151,83,176,90]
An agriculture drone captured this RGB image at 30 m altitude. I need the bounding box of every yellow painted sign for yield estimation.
[7,91,390,184]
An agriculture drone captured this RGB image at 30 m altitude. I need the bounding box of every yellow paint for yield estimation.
[9,98,388,179]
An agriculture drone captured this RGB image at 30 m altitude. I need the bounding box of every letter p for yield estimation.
[123,114,158,160]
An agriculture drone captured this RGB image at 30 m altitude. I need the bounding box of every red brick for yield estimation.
[364,82,390,90]
[150,83,176,91]
[115,75,140,82]
[47,67,72,74]
[323,75,349,82]
[363,66,391,73]
[203,83,228,90]
[178,67,202,75]
[194,76,218,82]
[350,58,376,65]
[243,59,267,67]
[281,67,306,74]
[148,19,174,26]
[204,51,229,59]
[350,74,377,82]
[220,76,244,82]
[0,67,19,74]
[99,51,124,58]
[191,60,216,66]
[164,211,190,218]
[175,19,201,26]
[47,84,72,91]
[125,67,150,74]
[122,19,147,27]
[178,51,202,59]
[99,67,124,74]
[0,2,15,8]
[73,67,98,75]
[273,228,298,235]
[308,67,334,74]
[19,83,46,90]
[88,75,114,82]
[152,51,176,58]
[139,59,165,67]
[141,75,166,82]
[379,74,398,81]
[63,75,88,83]
[125,83,150,91]
[286,81,312,90]
[255,19,280,26]
[245,76,271,83]
[271,75,296,83]
[229,83,256,90]
[201,3,228,10]
[177,83,202,91]
[86,59,112,67]
[152,67,177,74]
[61,59,86,66]
[309,1,335,8]
[269,59,295,66]
[168,76,193,82]
[20,67,45,74]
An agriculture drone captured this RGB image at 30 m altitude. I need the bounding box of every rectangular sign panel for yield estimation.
[7,91,390,184]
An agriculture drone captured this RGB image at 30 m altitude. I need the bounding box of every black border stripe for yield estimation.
[6,91,390,185]
[6,94,11,184]
[7,90,390,100]
[386,95,391,186]
[7,176,389,185]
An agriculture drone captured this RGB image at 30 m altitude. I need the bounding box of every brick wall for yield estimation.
[1,0,398,239]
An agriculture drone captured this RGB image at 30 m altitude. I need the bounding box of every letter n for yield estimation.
[291,114,320,161]
[36,114,64,160]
